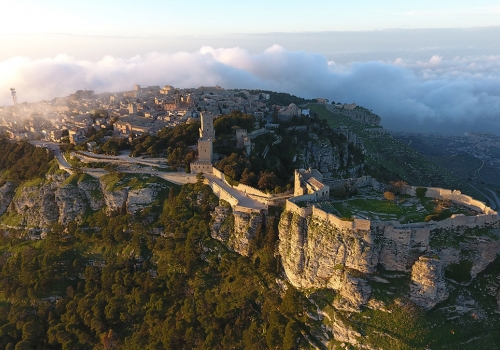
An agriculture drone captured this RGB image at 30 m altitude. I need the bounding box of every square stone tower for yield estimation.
[200,111,215,139]
[191,111,215,173]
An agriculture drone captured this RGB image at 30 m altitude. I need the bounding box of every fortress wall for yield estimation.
[212,167,224,180]
[355,176,375,188]
[354,218,371,231]
[311,206,371,231]
[401,185,415,196]
[234,205,261,214]
[384,226,412,244]
[207,181,239,207]
[426,187,443,198]
[475,214,499,226]
[234,183,273,198]
[329,180,347,192]
[289,193,321,203]
[402,185,496,215]
[286,200,313,217]
[191,162,213,174]
[329,176,380,192]
[451,214,468,227]
[411,227,430,246]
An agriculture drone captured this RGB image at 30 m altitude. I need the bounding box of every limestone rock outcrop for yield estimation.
[279,211,380,290]
[329,270,372,312]
[1,172,163,228]
[100,180,128,215]
[410,256,449,309]
[278,201,500,311]
[332,317,362,345]
[0,182,17,216]
[127,186,157,214]
[54,183,92,225]
[77,178,105,211]
[11,181,60,227]
[210,205,264,256]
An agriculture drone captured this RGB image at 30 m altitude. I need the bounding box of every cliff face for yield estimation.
[0,182,17,216]
[210,206,264,256]
[300,132,365,179]
[278,209,500,311]
[410,256,449,309]
[0,173,163,228]
[279,212,380,290]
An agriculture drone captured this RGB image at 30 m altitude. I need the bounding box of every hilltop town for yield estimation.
[0,85,315,144]
[1,86,500,348]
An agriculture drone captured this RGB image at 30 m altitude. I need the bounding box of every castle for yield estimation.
[190,111,215,173]
[280,170,500,293]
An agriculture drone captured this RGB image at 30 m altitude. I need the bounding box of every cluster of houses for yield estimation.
[0,85,323,152]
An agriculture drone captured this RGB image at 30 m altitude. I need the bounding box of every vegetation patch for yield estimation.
[0,211,24,227]
[61,172,94,186]
[445,260,473,284]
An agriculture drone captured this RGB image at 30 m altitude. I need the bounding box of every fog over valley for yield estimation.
[2,28,500,135]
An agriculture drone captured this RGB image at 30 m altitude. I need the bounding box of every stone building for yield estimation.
[294,168,330,200]
[236,129,252,154]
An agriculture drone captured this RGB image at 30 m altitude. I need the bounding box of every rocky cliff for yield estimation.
[0,172,168,229]
[210,205,264,256]
[279,209,500,312]
[300,132,365,179]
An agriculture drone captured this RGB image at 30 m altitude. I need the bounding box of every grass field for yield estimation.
[315,194,475,223]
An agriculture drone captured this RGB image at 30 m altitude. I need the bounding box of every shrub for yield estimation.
[383,191,395,201]
[445,260,473,284]
[416,187,427,198]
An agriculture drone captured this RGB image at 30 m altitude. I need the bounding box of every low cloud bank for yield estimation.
[1,46,500,134]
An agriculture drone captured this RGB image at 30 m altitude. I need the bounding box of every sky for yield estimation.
[1,0,500,134]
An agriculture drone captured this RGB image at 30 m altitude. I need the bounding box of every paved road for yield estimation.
[485,189,500,212]
[204,174,267,210]
[31,142,267,211]
[75,151,167,167]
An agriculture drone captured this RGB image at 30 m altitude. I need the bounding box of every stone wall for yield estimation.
[212,167,224,180]
[328,176,381,192]
[285,199,313,217]
[235,183,270,198]
[205,180,238,207]
[190,161,213,174]
[402,185,498,215]
[312,206,371,232]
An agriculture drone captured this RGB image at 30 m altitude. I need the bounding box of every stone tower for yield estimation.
[197,138,213,163]
[191,111,215,173]
[200,111,215,139]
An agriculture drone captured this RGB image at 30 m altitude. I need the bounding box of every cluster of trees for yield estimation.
[70,122,199,169]
[248,90,315,107]
[215,153,287,193]
[214,111,254,137]
[0,139,54,181]
[0,178,313,349]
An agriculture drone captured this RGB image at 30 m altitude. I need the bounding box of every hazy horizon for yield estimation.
[2,0,500,135]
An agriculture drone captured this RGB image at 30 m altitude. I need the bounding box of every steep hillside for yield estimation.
[308,104,487,202]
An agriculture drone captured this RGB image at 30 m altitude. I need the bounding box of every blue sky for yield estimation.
[2,0,500,37]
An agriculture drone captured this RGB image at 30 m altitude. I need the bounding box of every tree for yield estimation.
[240,168,257,187]
[384,191,395,201]
[258,172,279,192]
[102,140,119,156]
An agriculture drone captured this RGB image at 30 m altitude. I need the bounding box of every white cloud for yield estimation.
[1,46,500,134]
